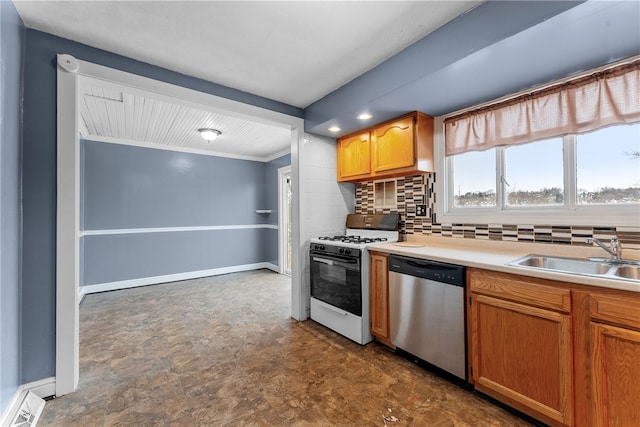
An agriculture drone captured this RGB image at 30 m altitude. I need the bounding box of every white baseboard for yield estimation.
[264,262,280,273]
[80,262,282,296]
[1,377,55,427]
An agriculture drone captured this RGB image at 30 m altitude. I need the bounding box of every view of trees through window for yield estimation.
[505,137,564,206]
[577,124,640,204]
[451,123,640,209]
[452,148,496,207]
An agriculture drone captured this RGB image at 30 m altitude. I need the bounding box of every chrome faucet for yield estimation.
[586,236,622,262]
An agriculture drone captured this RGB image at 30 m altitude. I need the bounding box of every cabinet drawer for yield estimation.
[590,293,640,330]
[469,268,571,313]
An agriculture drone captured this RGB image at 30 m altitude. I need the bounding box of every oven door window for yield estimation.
[310,253,362,316]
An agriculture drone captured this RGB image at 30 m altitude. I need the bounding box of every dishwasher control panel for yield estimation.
[388,255,465,287]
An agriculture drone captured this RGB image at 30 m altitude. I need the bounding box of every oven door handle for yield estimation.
[312,257,334,266]
[311,256,359,268]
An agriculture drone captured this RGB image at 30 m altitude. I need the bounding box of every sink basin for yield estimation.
[514,255,611,275]
[508,254,640,283]
[614,265,640,280]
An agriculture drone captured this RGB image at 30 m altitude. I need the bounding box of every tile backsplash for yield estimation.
[355,174,640,250]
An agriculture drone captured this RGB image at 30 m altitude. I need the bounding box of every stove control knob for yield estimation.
[338,248,344,254]
[319,245,325,250]
[345,249,351,254]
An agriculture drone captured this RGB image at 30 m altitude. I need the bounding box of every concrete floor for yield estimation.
[39,269,533,426]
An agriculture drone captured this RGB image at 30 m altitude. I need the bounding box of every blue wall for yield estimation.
[20,28,301,384]
[83,141,268,229]
[0,0,24,415]
[81,141,285,286]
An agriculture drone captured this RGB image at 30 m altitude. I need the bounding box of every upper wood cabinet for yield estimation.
[371,115,415,172]
[336,131,371,181]
[337,112,434,182]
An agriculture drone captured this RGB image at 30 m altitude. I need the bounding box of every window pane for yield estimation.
[452,149,496,207]
[577,123,640,205]
[505,138,564,206]
[374,182,383,209]
[384,181,396,207]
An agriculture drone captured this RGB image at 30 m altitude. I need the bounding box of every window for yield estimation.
[440,122,640,226]
[452,148,496,208]
[438,58,640,226]
[576,124,640,205]
[374,180,397,210]
[504,137,564,207]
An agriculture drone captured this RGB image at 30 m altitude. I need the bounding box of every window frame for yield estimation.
[434,117,640,227]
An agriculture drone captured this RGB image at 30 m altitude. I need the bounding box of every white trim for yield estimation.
[278,165,292,276]
[56,55,80,397]
[79,263,279,296]
[58,55,305,396]
[1,378,56,427]
[264,262,280,273]
[263,147,292,163]
[84,134,288,163]
[21,378,56,399]
[290,127,306,321]
[80,224,278,236]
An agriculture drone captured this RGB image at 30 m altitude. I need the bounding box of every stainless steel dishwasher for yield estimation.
[388,254,466,381]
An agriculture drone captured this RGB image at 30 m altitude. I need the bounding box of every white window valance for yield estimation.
[444,60,640,156]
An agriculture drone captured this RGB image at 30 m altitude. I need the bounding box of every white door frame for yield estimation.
[56,55,307,396]
[277,165,292,275]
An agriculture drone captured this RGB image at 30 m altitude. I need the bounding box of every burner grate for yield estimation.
[317,235,388,244]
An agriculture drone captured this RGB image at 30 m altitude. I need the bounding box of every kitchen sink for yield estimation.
[514,256,611,275]
[614,265,640,280]
[508,254,640,283]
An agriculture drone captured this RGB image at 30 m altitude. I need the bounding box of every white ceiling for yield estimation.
[78,77,292,161]
[13,1,480,108]
[13,0,481,160]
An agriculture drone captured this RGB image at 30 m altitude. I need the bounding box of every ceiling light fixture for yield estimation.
[198,128,222,141]
[357,113,372,120]
[328,126,341,132]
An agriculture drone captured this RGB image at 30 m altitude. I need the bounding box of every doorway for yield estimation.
[278,166,292,275]
[56,55,306,396]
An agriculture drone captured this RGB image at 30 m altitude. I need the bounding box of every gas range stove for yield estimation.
[309,213,400,345]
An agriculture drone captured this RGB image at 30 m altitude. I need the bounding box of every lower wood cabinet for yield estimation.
[469,267,640,427]
[589,292,640,427]
[369,251,393,347]
[470,292,573,426]
[591,323,640,427]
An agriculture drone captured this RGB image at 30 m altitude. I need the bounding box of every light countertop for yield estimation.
[367,236,640,293]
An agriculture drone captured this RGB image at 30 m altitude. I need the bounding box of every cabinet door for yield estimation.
[471,294,573,426]
[372,116,414,172]
[337,132,370,181]
[369,252,390,341]
[591,323,640,427]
